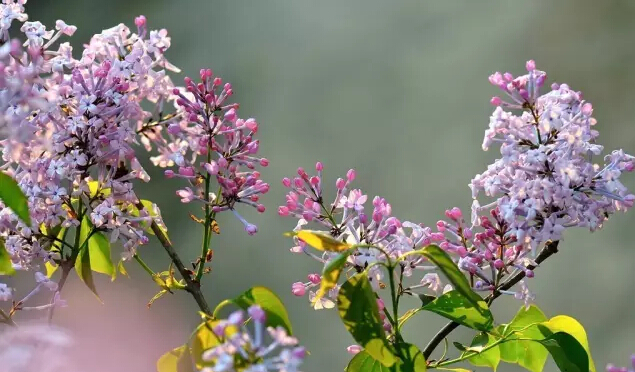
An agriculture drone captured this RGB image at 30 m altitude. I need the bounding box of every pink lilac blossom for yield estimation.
[200,305,306,372]
[0,2,175,312]
[139,68,269,235]
[279,62,634,312]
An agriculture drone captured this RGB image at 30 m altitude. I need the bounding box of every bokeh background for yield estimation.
[11,0,635,371]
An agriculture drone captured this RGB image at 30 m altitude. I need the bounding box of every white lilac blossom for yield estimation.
[200,305,306,372]
[279,62,634,312]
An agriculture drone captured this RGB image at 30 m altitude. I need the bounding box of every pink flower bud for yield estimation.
[581,102,593,116]
[346,169,356,181]
[336,178,346,189]
[490,96,502,106]
[291,282,306,296]
[164,170,175,178]
[347,345,363,355]
[308,274,321,284]
[493,259,505,270]
[282,178,292,187]
[526,60,536,71]
[134,15,147,27]
[315,162,323,171]
[248,305,266,323]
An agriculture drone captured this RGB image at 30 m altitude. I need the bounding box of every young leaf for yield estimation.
[0,172,31,226]
[75,217,103,302]
[536,329,589,372]
[540,316,596,372]
[0,240,15,275]
[498,305,549,372]
[80,216,114,277]
[346,344,426,372]
[420,245,488,316]
[313,250,352,304]
[297,230,351,252]
[338,272,396,367]
[422,290,494,331]
[190,320,225,369]
[45,261,58,278]
[232,286,293,334]
[464,332,500,371]
[157,344,195,372]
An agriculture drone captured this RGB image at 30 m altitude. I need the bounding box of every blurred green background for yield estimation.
[20,0,635,371]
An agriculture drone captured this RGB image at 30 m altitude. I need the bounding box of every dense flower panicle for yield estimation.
[473,61,634,252]
[200,305,306,372]
[279,166,537,309]
[140,69,269,235]
[0,2,176,309]
[606,355,635,372]
[280,62,634,313]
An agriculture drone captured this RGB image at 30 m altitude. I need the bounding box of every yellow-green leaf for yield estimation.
[423,290,494,331]
[297,230,350,252]
[313,251,352,304]
[465,333,500,371]
[0,240,15,275]
[540,316,595,372]
[0,172,31,226]
[338,273,396,367]
[157,344,195,372]
[45,261,58,278]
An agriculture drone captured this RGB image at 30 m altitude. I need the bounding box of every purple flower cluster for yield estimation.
[279,61,634,311]
[0,5,176,292]
[0,1,270,319]
[474,61,635,252]
[201,305,306,372]
[141,68,269,235]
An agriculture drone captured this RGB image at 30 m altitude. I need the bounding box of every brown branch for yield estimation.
[137,201,213,316]
[422,241,560,360]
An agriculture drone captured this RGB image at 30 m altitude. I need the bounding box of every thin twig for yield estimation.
[422,241,560,360]
[47,261,73,324]
[138,201,212,315]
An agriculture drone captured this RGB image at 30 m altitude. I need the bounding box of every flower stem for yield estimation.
[422,241,559,360]
[133,254,155,277]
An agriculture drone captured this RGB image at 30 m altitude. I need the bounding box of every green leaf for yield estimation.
[75,216,106,302]
[346,344,426,372]
[86,231,114,277]
[338,272,396,367]
[420,245,489,317]
[0,172,31,226]
[313,250,352,305]
[464,333,500,371]
[423,290,493,331]
[497,305,549,372]
[232,286,293,334]
[0,240,15,275]
[536,329,589,372]
[156,344,195,372]
[540,316,596,372]
[297,230,351,252]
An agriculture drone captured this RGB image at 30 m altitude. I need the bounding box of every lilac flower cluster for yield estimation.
[201,305,305,372]
[0,0,270,316]
[473,61,635,252]
[0,4,176,298]
[141,68,269,235]
[279,61,634,312]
